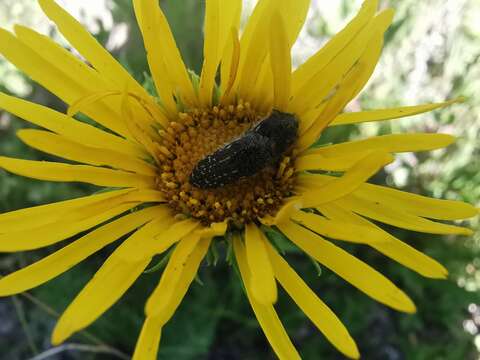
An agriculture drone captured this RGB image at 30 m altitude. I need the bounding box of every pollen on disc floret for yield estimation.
[154,100,297,225]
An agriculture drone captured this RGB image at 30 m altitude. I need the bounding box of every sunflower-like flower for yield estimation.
[0,0,477,358]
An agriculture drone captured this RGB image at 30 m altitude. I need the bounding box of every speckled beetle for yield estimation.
[189,110,298,189]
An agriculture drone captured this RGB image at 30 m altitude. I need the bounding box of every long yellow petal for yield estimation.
[236,1,274,104]
[233,236,301,360]
[330,98,464,126]
[300,28,385,147]
[199,0,242,106]
[17,129,156,176]
[0,156,154,188]
[112,214,177,262]
[260,197,303,226]
[292,0,378,95]
[290,210,388,244]
[145,233,200,314]
[51,189,163,223]
[355,183,477,220]
[290,9,393,115]
[0,93,144,158]
[0,189,131,233]
[134,0,196,107]
[306,133,456,157]
[132,317,162,360]
[150,219,200,254]
[220,27,241,104]
[317,203,448,279]
[250,59,275,113]
[0,28,132,139]
[245,224,278,304]
[134,0,177,115]
[296,151,373,172]
[278,221,416,313]
[0,206,164,295]
[39,0,166,127]
[0,202,141,252]
[145,236,212,322]
[266,242,360,359]
[234,0,310,103]
[297,106,325,136]
[335,194,473,235]
[52,249,152,345]
[301,152,393,208]
[11,25,135,139]
[269,12,292,111]
[116,214,218,264]
[296,19,389,150]
[38,0,149,98]
[117,219,201,262]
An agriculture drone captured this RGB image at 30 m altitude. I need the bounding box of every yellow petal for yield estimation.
[307,133,456,157]
[236,3,273,103]
[132,317,162,360]
[335,194,473,235]
[278,221,416,313]
[115,216,202,263]
[119,92,162,159]
[295,151,373,172]
[300,152,393,208]
[330,98,464,126]
[145,233,200,314]
[194,221,228,239]
[296,19,390,150]
[298,27,385,148]
[0,206,164,295]
[245,224,278,304]
[9,25,132,139]
[0,188,162,235]
[151,219,200,251]
[38,0,149,98]
[133,0,196,108]
[0,202,141,252]
[0,92,144,158]
[290,210,388,244]
[233,236,301,360]
[65,89,163,134]
[260,196,303,226]
[199,0,242,106]
[134,0,178,115]
[265,242,360,359]
[234,0,310,103]
[56,189,163,222]
[52,254,151,345]
[269,12,292,111]
[113,214,177,262]
[297,106,326,136]
[0,29,128,139]
[17,129,156,176]
[250,59,275,113]
[0,189,130,233]
[292,0,378,95]
[220,27,241,104]
[355,182,477,220]
[290,9,393,115]
[145,236,212,322]
[317,203,448,279]
[0,156,154,188]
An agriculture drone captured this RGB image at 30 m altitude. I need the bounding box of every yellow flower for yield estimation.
[0,0,476,358]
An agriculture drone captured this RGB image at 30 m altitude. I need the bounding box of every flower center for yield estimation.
[155,101,297,225]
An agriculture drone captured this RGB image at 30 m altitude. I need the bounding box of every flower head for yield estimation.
[0,0,477,358]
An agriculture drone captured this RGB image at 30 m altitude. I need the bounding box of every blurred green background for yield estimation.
[0,0,479,359]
